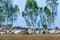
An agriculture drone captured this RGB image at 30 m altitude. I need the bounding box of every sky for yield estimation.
[13,0,60,28]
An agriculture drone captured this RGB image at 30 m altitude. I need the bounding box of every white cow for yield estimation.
[28,29,33,34]
[36,30,40,34]
[0,32,6,34]
[13,30,23,34]
[54,30,60,34]
[49,30,55,34]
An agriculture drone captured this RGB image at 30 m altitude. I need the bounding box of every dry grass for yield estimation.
[0,34,60,40]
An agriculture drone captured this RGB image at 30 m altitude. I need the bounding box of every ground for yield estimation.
[0,34,60,40]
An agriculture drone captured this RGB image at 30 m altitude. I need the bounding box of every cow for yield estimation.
[54,30,60,34]
[20,30,29,35]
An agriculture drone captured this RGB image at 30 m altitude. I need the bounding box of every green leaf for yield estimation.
[0,14,2,21]
[26,19,31,27]
[0,0,2,2]
[22,11,26,17]
[34,10,38,16]
[29,11,33,17]
[44,6,51,16]
[14,5,19,12]
[5,2,9,11]
[32,0,37,9]
[42,23,47,30]
[25,0,31,9]
[7,13,11,18]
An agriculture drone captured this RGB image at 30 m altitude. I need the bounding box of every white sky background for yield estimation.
[13,0,60,28]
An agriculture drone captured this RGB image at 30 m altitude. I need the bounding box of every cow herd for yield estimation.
[0,28,60,34]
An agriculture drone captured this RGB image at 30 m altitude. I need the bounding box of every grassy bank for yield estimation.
[0,34,60,40]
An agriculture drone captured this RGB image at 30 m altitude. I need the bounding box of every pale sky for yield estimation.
[13,0,60,28]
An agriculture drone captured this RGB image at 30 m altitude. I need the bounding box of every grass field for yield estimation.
[0,34,60,40]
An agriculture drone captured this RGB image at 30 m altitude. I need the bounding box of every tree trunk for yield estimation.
[52,6,55,30]
[0,21,1,28]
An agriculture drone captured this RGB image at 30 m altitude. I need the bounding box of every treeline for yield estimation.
[0,0,19,28]
[0,0,58,30]
[22,0,58,30]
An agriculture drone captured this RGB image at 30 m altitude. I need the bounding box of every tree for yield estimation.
[44,6,52,29]
[0,0,19,29]
[42,23,47,30]
[6,0,19,28]
[55,27,58,30]
[39,7,47,30]
[0,0,5,28]
[22,0,40,30]
[46,0,58,29]
[0,15,2,28]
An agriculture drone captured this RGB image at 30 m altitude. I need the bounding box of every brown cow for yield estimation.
[20,30,29,35]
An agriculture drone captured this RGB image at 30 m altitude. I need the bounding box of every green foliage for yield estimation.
[55,27,58,30]
[29,11,33,17]
[46,0,58,28]
[42,23,47,30]
[22,0,39,29]
[7,13,11,18]
[44,6,51,16]
[14,5,19,13]
[22,11,26,17]
[37,20,40,28]
[32,0,38,10]
[0,15,2,21]
[0,0,2,2]
[0,0,19,28]
[26,19,31,27]
[25,0,31,9]
[5,2,9,11]
[51,0,57,4]
[0,14,2,28]
[34,10,38,16]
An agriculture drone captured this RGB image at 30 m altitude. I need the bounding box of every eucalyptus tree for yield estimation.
[0,1,2,28]
[5,0,19,28]
[39,7,48,30]
[22,0,41,30]
[44,6,51,29]
[45,0,58,28]
[0,0,19,28]
[0,0,6,28]
[0,15,2,28]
